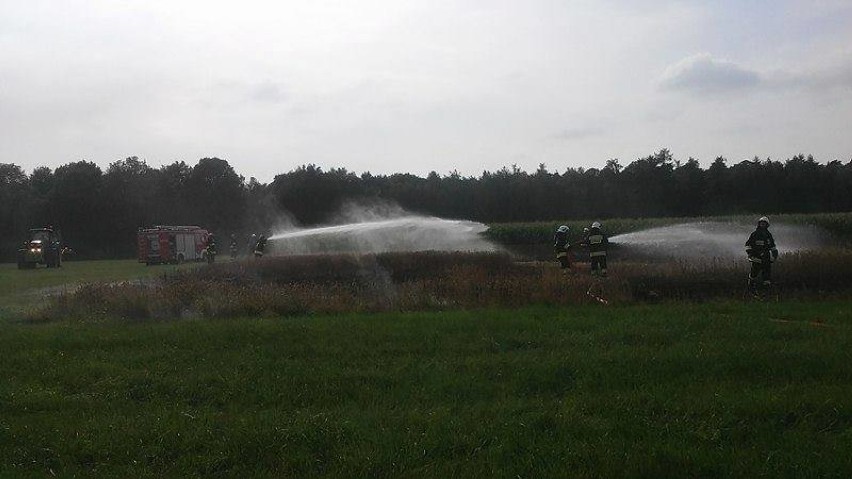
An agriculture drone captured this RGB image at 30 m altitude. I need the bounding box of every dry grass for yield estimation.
[29,250,852,322]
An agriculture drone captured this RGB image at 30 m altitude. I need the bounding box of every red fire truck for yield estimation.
[137,226,212,265]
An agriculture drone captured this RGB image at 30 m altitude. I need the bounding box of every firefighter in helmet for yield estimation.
[746,216,778,293]
[205,233,217,263]
[254,235,267,258]
[229,234,238,260]
[583,221,608,276]
[553,225,572,271]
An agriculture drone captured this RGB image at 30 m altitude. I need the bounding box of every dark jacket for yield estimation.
[553,231,569,253]
[585,228,608,257]
[745,227,777,260]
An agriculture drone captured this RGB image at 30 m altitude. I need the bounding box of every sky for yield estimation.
[1,0,851,181]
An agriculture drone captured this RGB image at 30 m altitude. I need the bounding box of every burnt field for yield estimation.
[27,248,852,322]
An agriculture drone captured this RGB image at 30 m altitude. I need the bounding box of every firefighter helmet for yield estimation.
[557,225,569,233]
[591,221,601,229]
[758,216,770,227]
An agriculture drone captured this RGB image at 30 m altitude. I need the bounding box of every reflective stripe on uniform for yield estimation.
[588,234,603,244]
[556,252,568,258]
[590,251,606,257]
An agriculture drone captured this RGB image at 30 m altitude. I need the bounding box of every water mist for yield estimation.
[267,202,497,255]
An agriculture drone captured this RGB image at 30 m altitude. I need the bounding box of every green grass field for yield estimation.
[2,260,852,477]
[2,302,852,477]
[0,260,201,320]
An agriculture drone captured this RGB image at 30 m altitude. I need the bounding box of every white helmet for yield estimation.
[591,221,601,229]
[557,225,569,233]
[758,216,770,227]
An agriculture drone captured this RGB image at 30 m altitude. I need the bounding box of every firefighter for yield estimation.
[205,233,217,264]
[553,225,572,271]
[247,234,258,256]
[584,221,608,276]
[254,235,267,258]
[746,216,778,294]
[229,234,239,260]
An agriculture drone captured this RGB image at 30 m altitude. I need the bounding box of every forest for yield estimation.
[1,149,851,260]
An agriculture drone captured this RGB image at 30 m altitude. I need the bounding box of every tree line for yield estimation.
[1,149,851,260]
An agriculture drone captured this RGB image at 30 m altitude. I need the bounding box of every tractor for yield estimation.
[17,227,63,269]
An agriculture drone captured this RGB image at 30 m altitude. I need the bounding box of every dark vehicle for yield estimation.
[17,227,62,269]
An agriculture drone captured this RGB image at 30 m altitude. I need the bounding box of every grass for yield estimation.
[26,250,852,322]
[1,302,852,477]
[4,250,852,476]
[0,260,202,320]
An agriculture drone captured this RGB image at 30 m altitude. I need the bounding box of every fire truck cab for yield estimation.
[137,226,211,265]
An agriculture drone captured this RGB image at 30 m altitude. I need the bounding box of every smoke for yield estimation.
[612,221,827,260]
[268,200,497,255]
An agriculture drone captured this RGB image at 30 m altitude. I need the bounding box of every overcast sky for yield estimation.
[2,0,851,181]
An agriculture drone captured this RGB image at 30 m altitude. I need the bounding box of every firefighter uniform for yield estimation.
[746,218,778,292]
[247,234,258,256]
[254,235,267,258]
[553,226,572,270]
[229,234,238,259]
[585,223,608,276]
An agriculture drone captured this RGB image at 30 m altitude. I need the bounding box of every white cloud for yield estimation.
[659,53,761,94]
[550,126,606,142]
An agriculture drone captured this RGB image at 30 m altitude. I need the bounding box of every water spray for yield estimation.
[268,215,497,255]
[611,221,826,260]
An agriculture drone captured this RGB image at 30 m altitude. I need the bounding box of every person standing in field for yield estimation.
[254,235,267,258]
[583,221,608,276]
[746,216,778,293]
[229,234,239,260]
[553,225,572,271]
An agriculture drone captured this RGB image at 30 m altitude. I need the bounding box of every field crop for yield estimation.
[2,302,852,477]
[27,249,852,323]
